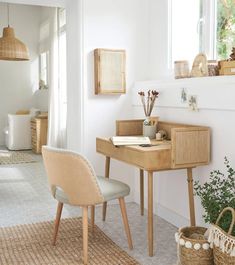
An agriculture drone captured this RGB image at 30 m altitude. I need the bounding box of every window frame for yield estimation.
[168,0,219,69]
[39,51,49,87]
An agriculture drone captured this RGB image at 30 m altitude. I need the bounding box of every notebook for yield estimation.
[110,136,151,146]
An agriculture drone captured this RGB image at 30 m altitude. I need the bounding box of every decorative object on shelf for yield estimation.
[208,207,235,265]
[138,90,159,139]
[219,60,235,75]
[194,157,235,236]
[218,47,235,75]
[190,53,208,77]
[0,3,29,61]
[175,226,213,265]
[94,48,126,95]
[207,60,219,76]
[174,60,190,79]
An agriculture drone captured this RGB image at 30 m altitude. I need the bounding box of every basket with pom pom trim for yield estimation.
[208,207,235,265]
[176,226,214,265]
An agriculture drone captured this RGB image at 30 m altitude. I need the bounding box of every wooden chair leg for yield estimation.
[83,206,89,265]
[91,205,95,231]
[102,202,107,221]
[140,169,144,216]
[52,202,63,246]
[119,197,133,250]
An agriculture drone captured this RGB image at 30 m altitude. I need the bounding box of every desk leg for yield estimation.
[187,168,196,226]
[140,169,144,216]
[102,156,110,221]
[148,171,154,257]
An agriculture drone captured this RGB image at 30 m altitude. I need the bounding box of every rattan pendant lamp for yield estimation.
[0,4,29,61]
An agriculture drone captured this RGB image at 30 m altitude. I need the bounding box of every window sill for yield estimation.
[135,75,235,87]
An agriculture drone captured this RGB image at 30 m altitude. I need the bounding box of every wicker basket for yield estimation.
[208,207,235,265]
[176,226,214,265]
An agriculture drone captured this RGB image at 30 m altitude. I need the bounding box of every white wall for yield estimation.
[132,0,235,228]
[82,0,150,201]
[0,3,42,145]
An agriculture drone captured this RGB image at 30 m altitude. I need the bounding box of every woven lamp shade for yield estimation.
[0,27,29,61]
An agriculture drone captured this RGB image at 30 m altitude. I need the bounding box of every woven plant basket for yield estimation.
[176,226,214,265]
[208,207,235,265]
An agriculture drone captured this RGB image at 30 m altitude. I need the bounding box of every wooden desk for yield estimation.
[96,120,210,256]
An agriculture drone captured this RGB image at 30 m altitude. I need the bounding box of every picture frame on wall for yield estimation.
[94,48,126,95]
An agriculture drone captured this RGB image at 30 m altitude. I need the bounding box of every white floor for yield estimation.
[0,153,177,265]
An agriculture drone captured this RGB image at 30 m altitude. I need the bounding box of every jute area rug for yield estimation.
[0,217,140,265]
[0,150,36,165]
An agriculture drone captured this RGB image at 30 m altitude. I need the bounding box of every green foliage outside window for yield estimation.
[194,157,235,236]
[217,0,235,60]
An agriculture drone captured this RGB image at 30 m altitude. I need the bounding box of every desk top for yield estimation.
[96,127,210,171]
[97,118,210,171]
[96,137,172,171]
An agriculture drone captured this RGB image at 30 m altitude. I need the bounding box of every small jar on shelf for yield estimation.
[174,60,190,79]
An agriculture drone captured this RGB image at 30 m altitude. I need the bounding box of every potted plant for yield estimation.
[194,157,235,236]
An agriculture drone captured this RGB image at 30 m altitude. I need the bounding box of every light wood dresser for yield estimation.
[31,116,48,154]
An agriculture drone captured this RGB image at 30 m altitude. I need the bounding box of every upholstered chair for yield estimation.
[42,146,133,265]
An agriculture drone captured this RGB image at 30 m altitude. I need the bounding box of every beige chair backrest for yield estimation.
[42,146,104,206]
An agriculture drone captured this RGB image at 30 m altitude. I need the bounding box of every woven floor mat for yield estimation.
[0,150,36,165]
[0,217,140,265]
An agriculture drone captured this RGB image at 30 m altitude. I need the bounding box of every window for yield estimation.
[170,0,201,66]
[39,51,49,89]
[217,0,235,60]
[169,0,235,67]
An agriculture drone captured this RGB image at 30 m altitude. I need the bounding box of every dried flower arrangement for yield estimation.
[138,90,159,117]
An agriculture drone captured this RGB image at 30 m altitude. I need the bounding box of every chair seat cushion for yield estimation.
[97,176,130,202]
[55,187,69,204]
[54,176,130,204]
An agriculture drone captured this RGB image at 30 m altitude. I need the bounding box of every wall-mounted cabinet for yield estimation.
[94,48,126,95]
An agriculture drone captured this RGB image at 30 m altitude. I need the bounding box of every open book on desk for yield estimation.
[110,136,151,146]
